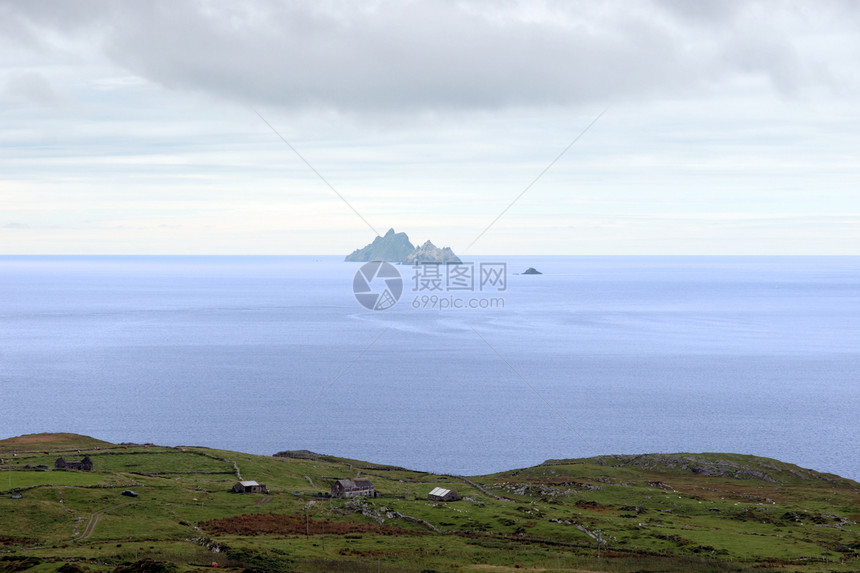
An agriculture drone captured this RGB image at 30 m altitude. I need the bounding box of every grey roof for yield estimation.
[429,487,451,497]
[238,480,260,487]
[336,478,374,488]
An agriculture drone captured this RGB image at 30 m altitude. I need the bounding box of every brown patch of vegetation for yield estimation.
[0,433,113,451]
[574,500,610,511]
[112,558,177,572]
[2,433,73,444]
[0,556,43,572]
[0,535,40,547]
[199,513,420,536]
[469,566,555,572]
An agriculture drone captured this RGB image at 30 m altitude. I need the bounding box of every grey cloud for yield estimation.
[4,70,61,105]
[104,2,720,110]
[0,2,46,55]
[655,0,745,26]
[5,0,859,113]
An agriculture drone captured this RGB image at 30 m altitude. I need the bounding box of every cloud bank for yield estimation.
[2,0,859,254]
[5,0,858,113]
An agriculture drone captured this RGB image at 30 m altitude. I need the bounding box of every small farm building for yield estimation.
[428,487,460,501]
[55,456,93,471]
[232,480,268,494]
[331,478,376,498]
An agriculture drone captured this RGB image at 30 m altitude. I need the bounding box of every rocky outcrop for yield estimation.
[403,241,461,265]
[345,228,415,262]
[522,267,542,275]
[590,454,781,482]
[345,229,460,264]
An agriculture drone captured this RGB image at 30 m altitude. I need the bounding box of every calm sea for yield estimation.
[1,256,857,480]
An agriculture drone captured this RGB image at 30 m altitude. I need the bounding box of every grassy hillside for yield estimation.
[0,434,857,572]
[0,433,114,452]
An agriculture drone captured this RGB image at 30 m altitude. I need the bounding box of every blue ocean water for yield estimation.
[0,256,858,480]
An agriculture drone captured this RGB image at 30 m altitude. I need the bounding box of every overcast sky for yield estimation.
[2,0,859,255]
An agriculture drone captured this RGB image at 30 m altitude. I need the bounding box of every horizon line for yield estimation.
[2,253,859,258]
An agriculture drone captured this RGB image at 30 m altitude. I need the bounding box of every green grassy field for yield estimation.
[0,434,857,572]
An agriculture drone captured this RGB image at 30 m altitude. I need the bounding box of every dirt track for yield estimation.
[76,500,139,541]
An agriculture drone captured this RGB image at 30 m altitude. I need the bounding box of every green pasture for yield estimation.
[0,435,857,572]
[2,470,118,490]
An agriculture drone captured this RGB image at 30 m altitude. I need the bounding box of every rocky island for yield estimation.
[403,240,461,265]
[345,228,461,264]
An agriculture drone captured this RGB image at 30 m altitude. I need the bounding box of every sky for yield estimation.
[1,0,859,255]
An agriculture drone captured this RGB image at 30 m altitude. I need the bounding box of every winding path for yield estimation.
[75,500,139,541]
[78,513,100,540]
